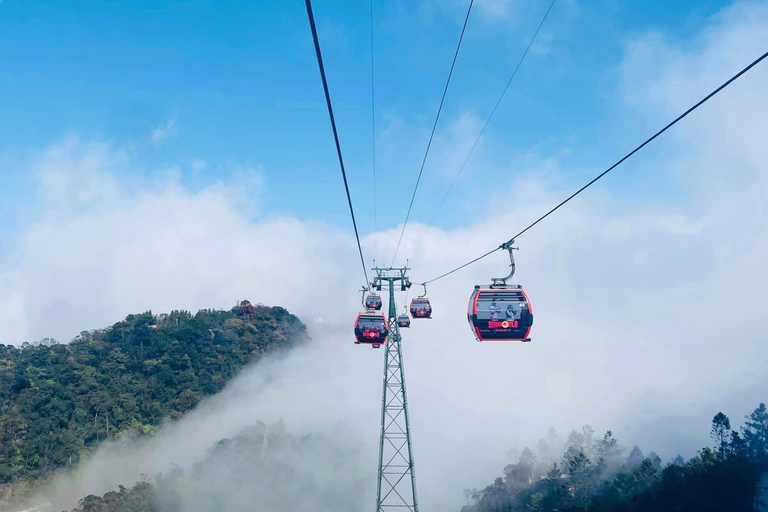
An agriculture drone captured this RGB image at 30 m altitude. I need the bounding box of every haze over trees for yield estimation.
[0,301,308,485]
[1,299,764,512]
[462,404,768,512]
[45,405,767,512]
[58,420,368,512]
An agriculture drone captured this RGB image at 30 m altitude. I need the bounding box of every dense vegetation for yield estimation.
[59,420,367,512]
[49,406,767,512]
[0,301,308,484]
[463,403,767,512]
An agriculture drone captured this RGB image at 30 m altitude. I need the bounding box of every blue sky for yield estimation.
[0,0,740,245]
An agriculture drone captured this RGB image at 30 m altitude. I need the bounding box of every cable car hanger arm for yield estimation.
[491,242,517,286]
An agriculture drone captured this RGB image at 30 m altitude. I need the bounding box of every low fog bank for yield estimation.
[22,314,761,512]
[40,421,369,512]
[24,320,380,512]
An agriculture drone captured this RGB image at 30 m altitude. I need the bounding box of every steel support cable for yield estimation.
[407,0,556,262]
[305,0,370,286]
[421,49,768,285]
[389,0,475,267]
[371,0,378,238]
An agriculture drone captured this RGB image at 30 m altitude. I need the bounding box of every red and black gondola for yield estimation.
[354,313,388,348]
[468,286,533,342]
[410,298,432,319]
[364,293,383,311]
[397,314,411,328]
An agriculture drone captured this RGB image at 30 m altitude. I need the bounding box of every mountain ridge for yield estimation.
[0,300,308,491]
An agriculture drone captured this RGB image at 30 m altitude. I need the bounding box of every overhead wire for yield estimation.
[389,0,475,267]
[304,0,370,286]
[407,0,556,262]
[370,0,378,239]
[421,49,768,285]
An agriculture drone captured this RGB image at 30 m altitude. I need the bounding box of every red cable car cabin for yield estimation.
[354,313,388,348]
[397,314,411,328]
[410,298,432,319]
[364,294,383,310]
[468,286,533,342]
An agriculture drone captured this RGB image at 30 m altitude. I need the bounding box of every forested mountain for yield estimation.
[463,403,767,512]
[0,301,308,484]
[2,301,765,512]
[50,405,768,512]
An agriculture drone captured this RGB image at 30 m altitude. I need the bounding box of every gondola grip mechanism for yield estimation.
[492,241,518,287]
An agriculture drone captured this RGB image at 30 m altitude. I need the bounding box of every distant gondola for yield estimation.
[397,314,411,328]
[354,313,388,348]
[364,293,383,311]
[410,298,432,319]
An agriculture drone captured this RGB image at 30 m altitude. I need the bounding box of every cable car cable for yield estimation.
[407,0,556,262]
[370,0,378,240]
[305,0,370,286]
[421,49,768,285]
[389,0,475,267]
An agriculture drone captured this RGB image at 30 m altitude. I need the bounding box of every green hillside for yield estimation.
[0,301,308,483]
[463,403,767,512]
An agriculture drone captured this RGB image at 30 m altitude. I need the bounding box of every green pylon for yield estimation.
[372,266,419,512]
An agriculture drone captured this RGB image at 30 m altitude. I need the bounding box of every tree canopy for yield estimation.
[0,302,308,483]
[48,403,768,512]
[463,403,767,512]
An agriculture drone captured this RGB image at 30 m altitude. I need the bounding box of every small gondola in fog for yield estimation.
[410,284,432,319]
[410,298,432,318]
[354,313,388,348]
[364,293,383,310]
[397,314,411,328]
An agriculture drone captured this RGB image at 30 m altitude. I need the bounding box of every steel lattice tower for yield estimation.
[372,267,419,512]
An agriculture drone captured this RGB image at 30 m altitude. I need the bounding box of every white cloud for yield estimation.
[35,135,125,210]
[3,3,768,511]
[620,1,768,142]
[428,111,485,181]
[530,30,552,56]
[151,114,178,145]
[190,158,207,172]
[474,0,514,20]
[655,213,704,235]
[424,0,527,24]
[376,110,487,200]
